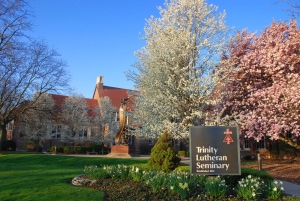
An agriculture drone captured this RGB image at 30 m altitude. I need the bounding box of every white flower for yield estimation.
[281,187,284,191]
[274,181,278,185]
[273,187,277,191]
[252,192,256,197]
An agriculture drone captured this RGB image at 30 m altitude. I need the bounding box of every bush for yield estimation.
[175,166,190,172]
[24,140,36,151]
[148,130,181,172]
[177,150,186,157]
[73,146,82,154]
[63,146,71,154]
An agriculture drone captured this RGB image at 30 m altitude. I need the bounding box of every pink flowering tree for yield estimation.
[216,20,300,150]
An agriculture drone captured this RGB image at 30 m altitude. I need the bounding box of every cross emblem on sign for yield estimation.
[223,129,234,144]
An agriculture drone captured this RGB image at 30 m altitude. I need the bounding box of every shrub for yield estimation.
[175,165,190,172]
[177,150,186,157]
[148,130,181,172]
[73,146,82,154]
[23,140,36,151]
[63,146,71,154]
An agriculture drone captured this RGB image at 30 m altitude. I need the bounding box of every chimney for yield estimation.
[96,76,103,84]
[96,76,103,89]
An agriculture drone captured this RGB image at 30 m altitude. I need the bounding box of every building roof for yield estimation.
[50,94,99,118]
[99,85,134,109]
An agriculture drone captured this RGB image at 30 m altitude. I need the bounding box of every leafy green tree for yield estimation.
[148,130,181,172]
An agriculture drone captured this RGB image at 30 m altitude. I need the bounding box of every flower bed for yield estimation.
[79,164,286,200]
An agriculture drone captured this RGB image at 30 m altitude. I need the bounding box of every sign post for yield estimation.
[189,126,241,175]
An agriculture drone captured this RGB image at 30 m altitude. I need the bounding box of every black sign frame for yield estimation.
[189,126,241,175]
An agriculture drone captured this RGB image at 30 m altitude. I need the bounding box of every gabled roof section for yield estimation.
[93,76,136,110]
[99,85,133,109]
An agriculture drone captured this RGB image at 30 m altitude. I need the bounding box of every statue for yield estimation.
[114,97,130,145]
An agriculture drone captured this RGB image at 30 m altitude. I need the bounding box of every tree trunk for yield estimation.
[279,136,300,151]
[0,123,6,153]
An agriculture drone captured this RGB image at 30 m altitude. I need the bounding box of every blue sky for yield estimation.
[28,0,292,98]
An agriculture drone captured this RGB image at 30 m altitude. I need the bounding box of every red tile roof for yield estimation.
[98,86,135,110]
[50,94,98,118]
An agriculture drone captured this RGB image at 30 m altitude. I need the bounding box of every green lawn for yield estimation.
[0,153,148,201]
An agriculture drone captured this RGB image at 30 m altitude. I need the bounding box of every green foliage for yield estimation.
[63,147,72,154]
[148,130,181,172]
[129,166,144,181]
[175,165,190,172]
[262,180,285,200]
[222,168,274,187]
[144,171,167,191]
[83,165,99,178]
[177,150,186,157]
[204,176,227,199]
[235,175,262,200]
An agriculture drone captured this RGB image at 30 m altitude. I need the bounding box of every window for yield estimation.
[244,138,250,150]
[51,125,61,138]
[79,129,87,138]
[257,136,265,149]
[7,123,13,131]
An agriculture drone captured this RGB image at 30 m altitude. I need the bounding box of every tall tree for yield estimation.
[217,20,300,150]
[91,96,117,145]
[60,94,90,146]
[23,93,55,151]
[0,0,70,151]
[127,0,228,142]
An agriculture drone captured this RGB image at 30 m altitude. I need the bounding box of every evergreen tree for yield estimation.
[148,130,181,172]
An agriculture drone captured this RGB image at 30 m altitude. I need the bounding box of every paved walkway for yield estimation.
[67,154,300,197]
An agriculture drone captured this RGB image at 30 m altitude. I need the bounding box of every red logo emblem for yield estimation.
[223,129,234,144]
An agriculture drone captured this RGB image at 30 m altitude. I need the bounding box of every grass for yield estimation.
[0,152,147,201]
[1,153,299,201]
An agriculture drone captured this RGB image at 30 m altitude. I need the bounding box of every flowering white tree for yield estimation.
[23,93,55,150]
[60,94,91,146]
[127,0,229,142]
[91,96,117,146]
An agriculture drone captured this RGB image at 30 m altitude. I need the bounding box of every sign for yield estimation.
[189,126,241,175]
